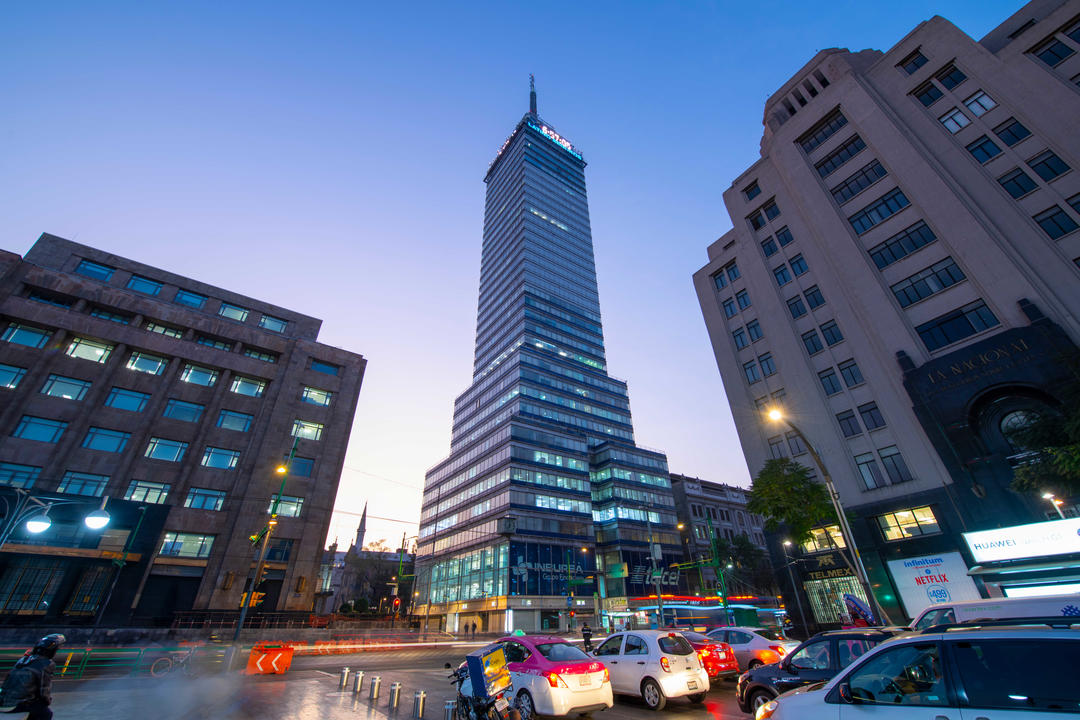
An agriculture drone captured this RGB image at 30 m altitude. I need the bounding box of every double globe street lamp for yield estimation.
[1,488,110,548]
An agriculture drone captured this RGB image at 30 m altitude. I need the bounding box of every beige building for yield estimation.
[693,0,1080,626]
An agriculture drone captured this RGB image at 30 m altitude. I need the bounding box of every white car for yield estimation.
[755,624,1080,719]
[496,635,613,719]
[592,630,710,710]
[706,626,800,670]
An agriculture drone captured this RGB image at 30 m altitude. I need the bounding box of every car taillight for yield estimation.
[659,657,671,672]
[769,644,787,657]
[602,668,610,684]
[547,672,568,688]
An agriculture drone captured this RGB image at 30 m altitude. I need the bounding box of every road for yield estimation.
[53,645,752,720]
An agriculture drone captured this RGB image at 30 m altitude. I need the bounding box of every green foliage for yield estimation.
[1009,364,1080,496]
[747,458,835,545]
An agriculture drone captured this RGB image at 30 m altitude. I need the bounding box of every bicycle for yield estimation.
[149,647,199,678]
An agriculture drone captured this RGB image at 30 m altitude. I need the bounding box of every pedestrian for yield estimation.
[0,633,64,720]
[471,621,477,639]
[581,623,593,652]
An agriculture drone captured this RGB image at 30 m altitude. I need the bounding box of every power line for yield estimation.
[331,508,418,525]
[339,465,424,491]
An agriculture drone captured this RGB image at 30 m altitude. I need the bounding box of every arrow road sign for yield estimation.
[255,650,283,673]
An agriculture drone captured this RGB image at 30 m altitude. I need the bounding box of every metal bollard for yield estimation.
[339,667,350,691]
[413,690,427,719]
[369,675,382,702]
[389,682,402,711]
[443,700,456,720]
[353,670,365,694]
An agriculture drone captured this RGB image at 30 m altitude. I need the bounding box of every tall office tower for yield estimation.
[416,83,678,634]
[694,0,1080,628]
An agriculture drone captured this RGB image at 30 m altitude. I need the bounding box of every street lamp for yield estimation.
[781,540,810,638]
[1042,492,1067,520]
[766,408,891,625]
[84,498,111,530]
[0,489,110,547]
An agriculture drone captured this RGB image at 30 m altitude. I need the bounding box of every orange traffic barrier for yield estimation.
[246,644,294,674]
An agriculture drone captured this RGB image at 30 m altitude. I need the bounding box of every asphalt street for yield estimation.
[51,646,752,720]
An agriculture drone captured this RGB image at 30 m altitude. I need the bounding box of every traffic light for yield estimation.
[393,597,401,610]
[569,610,575,617]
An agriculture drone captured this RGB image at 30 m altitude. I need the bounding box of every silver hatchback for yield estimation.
[705,626,800,670]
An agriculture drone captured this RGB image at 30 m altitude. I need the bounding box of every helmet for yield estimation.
[32,634,65,659]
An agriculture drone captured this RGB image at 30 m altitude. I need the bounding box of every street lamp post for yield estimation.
[781,540,810,638]
[1042,492,1067,519]
[0,489,111,548]
[766,409,892,625]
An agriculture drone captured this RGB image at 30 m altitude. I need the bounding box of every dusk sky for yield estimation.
[2,1,1019,549]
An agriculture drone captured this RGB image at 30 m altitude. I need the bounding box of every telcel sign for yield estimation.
[963,517,1080,563]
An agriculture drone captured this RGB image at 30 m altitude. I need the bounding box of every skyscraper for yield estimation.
[415,81,679,633]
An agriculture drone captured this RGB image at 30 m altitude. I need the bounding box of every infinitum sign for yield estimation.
[962,517,1080,563]
[886,551,981,618]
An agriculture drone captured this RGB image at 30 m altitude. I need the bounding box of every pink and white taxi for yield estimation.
[497,634,613,719]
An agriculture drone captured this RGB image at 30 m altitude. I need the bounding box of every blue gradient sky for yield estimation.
[1,1,1020,548]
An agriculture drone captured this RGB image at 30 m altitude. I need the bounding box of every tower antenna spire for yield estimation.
[529,74,537,115]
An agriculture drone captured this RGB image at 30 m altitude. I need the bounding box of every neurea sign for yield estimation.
[962,517,1080,563]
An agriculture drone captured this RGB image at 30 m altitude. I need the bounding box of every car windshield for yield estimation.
[754,628,788,641]
[535,642,590,662]
[658,635,694,656]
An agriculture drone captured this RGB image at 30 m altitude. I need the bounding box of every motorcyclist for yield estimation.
[0,633,65,720]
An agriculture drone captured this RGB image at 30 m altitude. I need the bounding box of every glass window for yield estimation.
[289,457,315,477]
[3,323,51,349]
[269,494,304,517]
[774,265,792,286]
[913,82,943,107]
[747,320,763,342]
[726,262,741,282]
[848,189,910,234]
[1028,150,1070,182]
[27,290,72,308]
[816,136,867,178]
[0,463,41,489]
[230,376,266,397]
[837,410,861,437]
[789,639,832,671]
[124,480,170,504]
[879,446,914,484]
[1033,38,1074,66]
[963,90,996,117]
[892,257,967,308]
[799,110,848,154]
[40,374,91,400]
[839,359,864,387]
[859,402,887,430]
[126,351,169,375]
[624,635,649,655]
[869,221,938,269]
[802,330,824,355]
[856,452,887,490]
[786,431,806,455]
[218,302,249,322]
[104,387,150,412]
[713,271,728,291]
[0,364,27,390]
[761,236,778,257]
[722,298,737,318]
[89,307,131,324]
[743,360,761,384]
[732,328,748,349]
[763,201,780,220]
[878,506,940,541]
[1034,206,1079,239]
[776,226,794,246]
[163,399,205,423]
[736,290,751,309]
[938,107,970,133]
[144,322,182,339]
[805,286,825,309]
[82,427,130,453]
[916,301,1000,351]
[75,259,115,281]
[788,295,807,318]
[997,168,1038,198]
[966,135,1002,164]
[291,419,324,441]
[216,409,253,432]
[594,635,622,656]
[819,368,842,395]
[801,525,846,553]
[898,50,927,75]
[936,64,967,90]
[58,471,108,497]
[993,117,1031,147]
[259,315,288,333]
[180,364,219,386]
[310,359,339,375]
[744,182,761,201]
[196,335,232,351]
[66,337,113,363]
[184,488,226,511]
[301,386,333,406]
[145,437,188,462]
[13,416,67,443]
[242,348,277,363]
[126,274,162,296]
[201,447,240,470]
[159,532,214,558]
[953,639,1080,711]
[847,643,946,706]
[173,289,207,309]
[821,320,843,346]
[748,212,766,231]
[791,254,808,275]
[759,353,776,376]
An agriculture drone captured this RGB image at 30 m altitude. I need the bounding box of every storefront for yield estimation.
[963,517,1080,597]
[799,553,869,625]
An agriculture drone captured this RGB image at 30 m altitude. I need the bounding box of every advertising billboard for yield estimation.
[886,551,982,618]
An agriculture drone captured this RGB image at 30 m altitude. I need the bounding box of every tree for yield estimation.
[746,458,835,545]
[1008,368,1080,497]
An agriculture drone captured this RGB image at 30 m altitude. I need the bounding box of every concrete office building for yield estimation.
[0,234,365,624]
[693,1,1080,627]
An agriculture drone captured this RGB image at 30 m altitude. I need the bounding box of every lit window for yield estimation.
[938,107,970,133]
[259,315,288,333]
[13,416,67,443]
[3,323,51,349]
[125,480,170,504]
[216,409,253,432]
[180,364,219,387]
[75,259,115,282]
[127,351,169,375]
[184,488,226,511]
[963,90,996,117]
[800,525,846,553]
[173,289,207,309]
[0,364,27,390]
[126,275,162,296]
[218,302,250,322]
[58,471,109,497]
[104,387,150,412]
[145,322,183,339]
[878,506,940,541]
[201,446,241,470]
[159,532,214,558]
[268,495,304,518]
[66,337,113,363]
[301,386,333,406]
[40,374,91,401]
[145,437,188,462]
[0,462,40,489]
[81,427,131,453]
[163,399,205,423]
[230,376,266,397]
[291,420,324,441]
[310,359,339,376]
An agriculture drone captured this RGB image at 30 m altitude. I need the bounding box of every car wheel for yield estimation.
[515,690,535,720]
[641,678,666,711]
[749,690,774,713]
[747,659,763,670]
[687,692,706,704]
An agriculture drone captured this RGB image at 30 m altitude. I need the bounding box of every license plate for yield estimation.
[495,697,508,712]
[687,681,698,690]
[579,675,591,686]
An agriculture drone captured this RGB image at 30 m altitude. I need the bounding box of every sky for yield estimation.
[1,0,1021,549]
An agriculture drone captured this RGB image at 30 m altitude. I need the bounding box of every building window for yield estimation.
[126,351,169,376]
[879,445,914,484]
[891,257,966,307]
[145,322,183,339]
[913,82,943,107]
[877,506,940,541]
[196,335,232,351]
[994,117,1031,147]
[725,262,740,282]
[184,488,226,511]
[761,236,778,257]
[820,320,843,346]
[788,295,807,318]
[1033,206,1079,239]
[126,275,162,296]
[58,471,108,497]
[242,348,277,363]
[40,374,91,401]
[1032,38,1075,66]
[848,188,910,234]
[748,211,765,231]
[291,419,324,441]
[66,337,113,363]
[966,135,1002,164]
[75,259,115,282]
[744,181,761,201]
[82,427,130,453]
[1027,150,1070,182]
[230,376,266,397]
[997,168,1038,198]
[736,290,751,309]
[819,368,842,396]
[936,64,967,90]
[13,416,67,443]
[218,302,250,322]
[802,330,824,355]
[963,90,997,117]
[89,307,131,324]
[180,364,219,386]
[3,323,51,349]
[869,221,937,269]
[124,480,170,504]
[832,160,888,204]
[216,409,253,432]
[732,328,748,349]
[815,135,866,178]
[201,447,240,470]
[799,109,848,154]
[776,226,794,246]
[837,410,862,437]
[858,402,887,430]
[786,431,806,455]
[763,201,781,221]
[743,360,761,384]
[104,387,150,412]
[163,399,205,423]
[301,386,333,406]
[713,271,728,291]
[898,50,928,75]
[310,359,339,376]
[0,463,41,489]
[804,285,825,309]
[916,300,999,351]
[269,495,304,518]
[746,319,763,342]
[722,298,737,318]
[1,364,27,390]
[773,265,792,286]
[173,289,207,309]
[801,525,846,553]
[27,289,73,308]
[289,457,315,477]
[790,254,808,276]
[938,107,970,133]
[1071,194,1080,215]
[759,352,776,376]
[259,315,288,333]
[159,532,214,558]
[768,436,786,459]
[838,359,864,387]
[145,437,188,462]
[855,452,886,490]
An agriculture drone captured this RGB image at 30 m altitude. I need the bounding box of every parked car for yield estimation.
[592,630,710,710]
[908,592,1080,630]
[678,631,739,682]
[493,635,613,720]
[754,622,1080,719]
[735,628,898,715]
[705,626,800,670]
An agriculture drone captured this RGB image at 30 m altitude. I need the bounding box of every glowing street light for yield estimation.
[84,498,111,530]
[1042,492,1067,520]
[25,513,51,534]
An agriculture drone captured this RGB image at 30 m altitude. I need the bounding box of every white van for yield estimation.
[908,593,1080,630]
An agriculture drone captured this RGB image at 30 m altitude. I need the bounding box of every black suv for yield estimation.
[735,628,898,714]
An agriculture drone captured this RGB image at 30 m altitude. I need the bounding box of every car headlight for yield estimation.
[755,700,779,720]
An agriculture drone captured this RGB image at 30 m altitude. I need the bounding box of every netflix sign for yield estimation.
[886,552,982,619]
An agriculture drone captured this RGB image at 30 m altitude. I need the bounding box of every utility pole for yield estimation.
[646,516,664,628]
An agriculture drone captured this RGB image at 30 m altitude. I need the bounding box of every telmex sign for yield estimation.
[963,517,1080,563]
